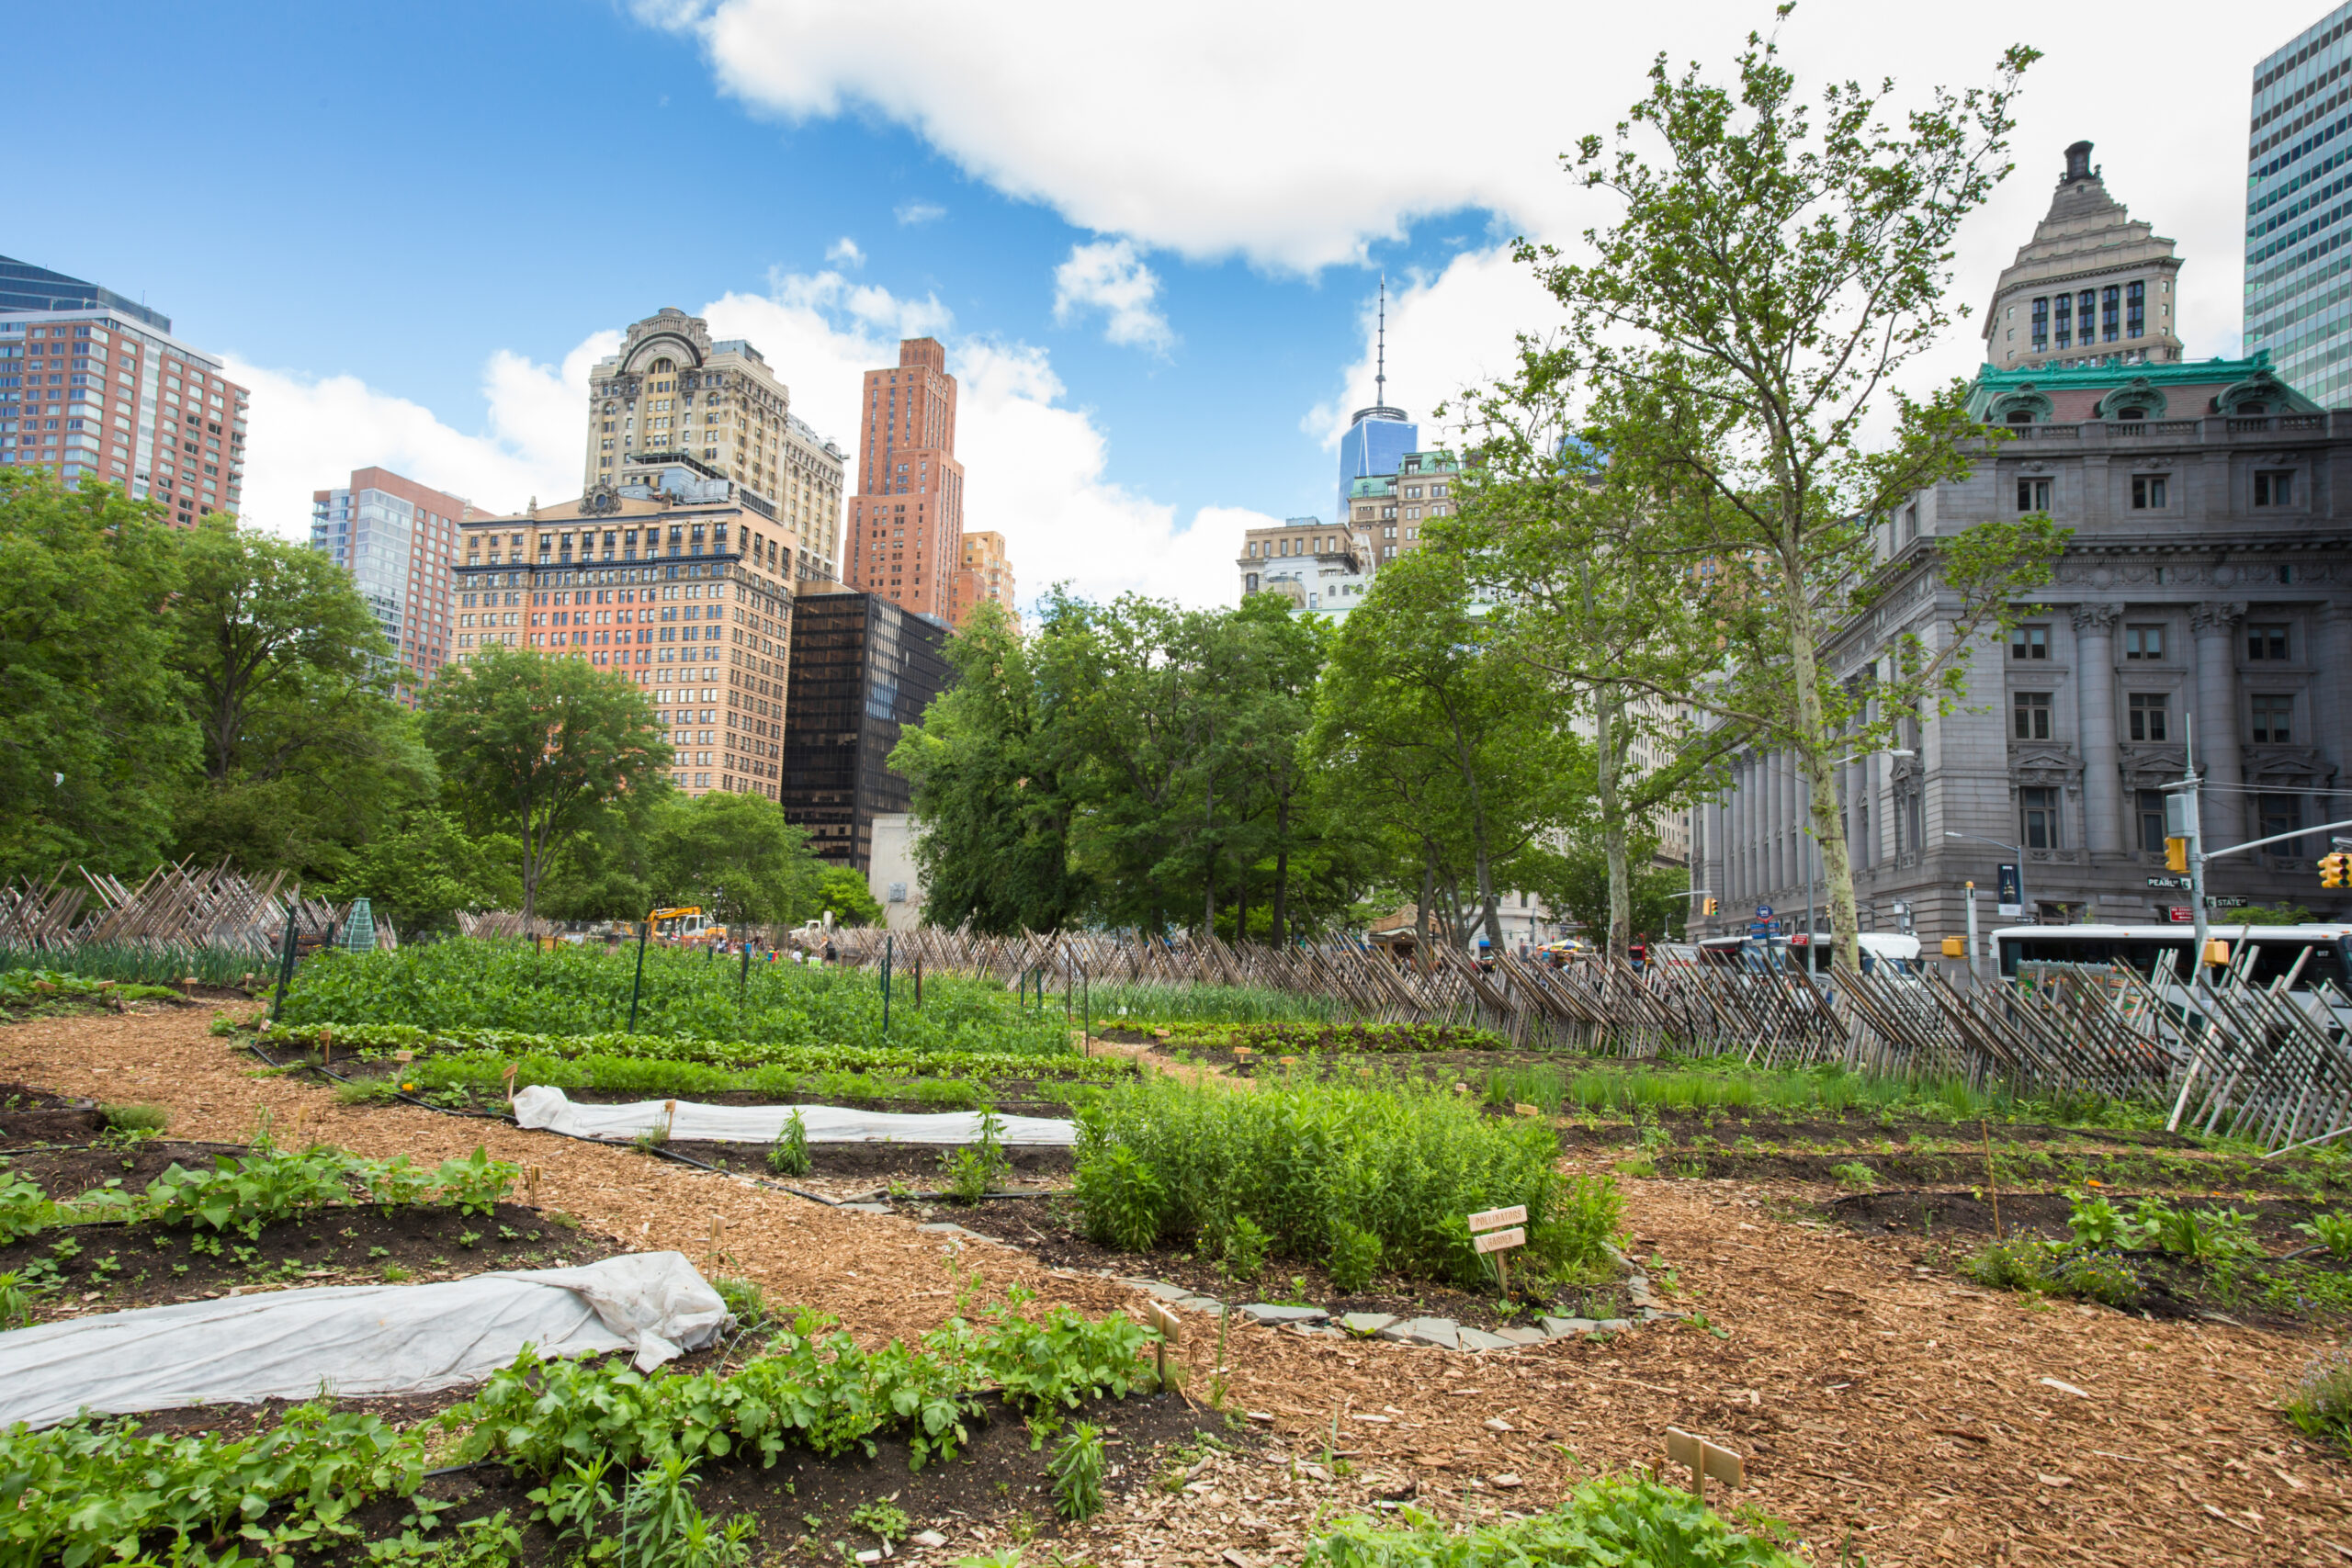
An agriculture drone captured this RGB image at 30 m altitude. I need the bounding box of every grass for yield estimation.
[1090,981,1348,1026]
[1072,1069,1620,1291]
[1544,1057,2164,1130]
[1302,1473,1800,1566]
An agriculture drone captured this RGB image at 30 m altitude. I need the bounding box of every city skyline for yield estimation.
[6,1,2301,613]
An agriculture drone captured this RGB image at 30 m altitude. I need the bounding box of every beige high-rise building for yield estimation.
[1983,141,2184,375]
[582,308,844,581]
[951,530,1017,630]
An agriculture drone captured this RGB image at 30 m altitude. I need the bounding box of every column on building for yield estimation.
[2071,604,2124,854]
[2323,606,2352,815]
[2190,601,2248,845]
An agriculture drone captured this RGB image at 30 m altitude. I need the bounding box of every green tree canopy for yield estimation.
[0,471,195,878]
[816,864,885,929]
[420,646,673,923]
[647,790,825,931]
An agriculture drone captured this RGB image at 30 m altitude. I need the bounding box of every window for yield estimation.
[2131,475,2168,510]
[2250,694,2293,743]
[2136,789,2167,853]
[2124,624,2165,660]
[2254,470,2294,506]
[2010,625,2049,660]
[2013,690,2052,739]
[2079,290,2097,344]
[2020,786,2062,849]
[2259,794,2305,853]
[2127,280,2145,338]
[2054,293,2072,348]
[2247,623,2290,660]
[2127,693,2168,741]
[2016,478,2050,512]
[2031,296,2049,350]
[2102,285,2120,342]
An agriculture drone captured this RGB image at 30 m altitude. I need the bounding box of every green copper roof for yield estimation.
[1964,348,2324,421]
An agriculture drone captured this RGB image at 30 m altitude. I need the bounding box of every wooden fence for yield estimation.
[824,925,2352,1154]
[0,863,367,957]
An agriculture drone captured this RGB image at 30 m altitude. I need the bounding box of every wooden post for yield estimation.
[1142,1300,1182,1389]
[503,1065,517,1106]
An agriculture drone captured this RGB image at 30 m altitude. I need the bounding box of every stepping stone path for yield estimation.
[1237,1303,1329,1325]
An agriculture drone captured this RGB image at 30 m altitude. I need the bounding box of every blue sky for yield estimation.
[14,0,2283,606]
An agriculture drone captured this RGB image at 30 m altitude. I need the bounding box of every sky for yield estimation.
[12,0,2314,611]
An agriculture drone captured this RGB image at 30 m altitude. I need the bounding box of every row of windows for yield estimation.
[2015,471,2296,512]
[2012,688,2299,743]
[2021,785,2315,852]
[2013,622,2301,661]
[2030,282,2148,351]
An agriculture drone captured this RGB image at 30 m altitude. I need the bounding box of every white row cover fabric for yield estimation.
[0,1251,728,1431]
[512,1084,1078,1146]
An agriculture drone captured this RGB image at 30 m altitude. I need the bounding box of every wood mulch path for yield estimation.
[4,1006,2346,1565]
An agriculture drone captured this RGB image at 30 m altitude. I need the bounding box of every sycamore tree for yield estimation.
[1523,12,2066,971]
[1448,384,1743,955]
[421,646,672,924]
[0,472,194,877]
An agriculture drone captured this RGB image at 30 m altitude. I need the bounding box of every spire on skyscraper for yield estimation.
[1375,273,1388,412]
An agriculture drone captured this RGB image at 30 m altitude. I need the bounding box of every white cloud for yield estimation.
[893,200,945,226]
[223,333,613,542]
[824,235,865,266]
[1052,239,1174,353]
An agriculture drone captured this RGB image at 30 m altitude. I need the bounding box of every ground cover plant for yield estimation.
[1301,1474,1800,1567]
[1071,1071,1619,1291]
[0,943,262,990]
[266,1023,1125,1082]
[1088,980,1345,1026]
[274,940,1073,1055]
[1124,1020,1510,1055]
[0,970,186,1015]
[0,1290,1160,1568]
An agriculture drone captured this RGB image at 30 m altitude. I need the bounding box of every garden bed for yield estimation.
[0,1082,108,1143]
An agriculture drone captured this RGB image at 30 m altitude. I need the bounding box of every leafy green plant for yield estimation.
[0,1269,29,1329]
[2297,1212,2352,1260]
[0,1170,57,1246]
[1048,1422,1106,1521]
[2143,1203,2262,1263]
[1073,1145,1163,1252]
[100,1103,170,1135]
[1827,1162,1877,1191]
[1328,1221,1384,1293]
[2066,1192,2128,1248]
[767,1110,811,1178]
[712,1276,773,1335]
[1303,1473,1800,1566]
[1220,1215,1270,1281]
[1962,1236,2053,1293]
[2050,1250,2140,1308]
[2287,1343,2352,1454]
[849,1500,911,1543]
[941,1112,1011,1204]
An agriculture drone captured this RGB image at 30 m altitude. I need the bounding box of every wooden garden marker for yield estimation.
[1513,1102,1540,1117]
[662,1100,678,1142]
[526,1165,541,1206]
[1468,1204,1528,1296]
[1141,1300,1182,1386]
[707,1214,724,1259]
[503,1065,517,1105]
[1664,1427,1743,1503]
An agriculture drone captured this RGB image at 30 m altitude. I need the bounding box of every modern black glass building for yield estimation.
[781,585,951,873]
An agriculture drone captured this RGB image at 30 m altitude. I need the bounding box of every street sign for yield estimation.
[1996,864,2021,918]
[1755,904,1773,919]
[2145,875,2189,889]
[2165,906,2194,923]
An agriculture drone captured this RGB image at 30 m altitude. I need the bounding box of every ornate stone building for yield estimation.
[1692,146,2352,942]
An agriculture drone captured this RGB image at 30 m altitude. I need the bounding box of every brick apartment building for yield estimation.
[847,338,964,626]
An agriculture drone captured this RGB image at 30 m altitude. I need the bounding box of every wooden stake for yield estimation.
[503,1065,517,1106]
[1665,1427,1743,1503]
[1982,1117,2003,1240]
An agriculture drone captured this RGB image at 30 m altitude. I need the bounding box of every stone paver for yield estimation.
[1339,1311,1397,1337]
[1378,1316,1459,1348]
[1238,1303,1329,1325]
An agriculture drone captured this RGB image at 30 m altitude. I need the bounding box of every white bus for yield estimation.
[1695,931,1925,976]
[1993,923,2352,996]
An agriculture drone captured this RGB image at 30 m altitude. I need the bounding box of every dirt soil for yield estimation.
[0,1082,107,1144]
[660,1137,1075,1185]
[4,1009,2349,1564]
[929,1190,1631,1332]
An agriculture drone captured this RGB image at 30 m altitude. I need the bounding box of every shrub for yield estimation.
[1073,1146,1162,1252]
[767,1110,811,1177]
[100,1103,169,1134]
[1303,1473,1800,1567]
[941,1112,1010,1204]
[2051,1250,2141,1308]
[2298,1212,2352,1260]
[1049,1422,1106,1521]
[1962,1236,2054,1292]
[1073,1074,1612,1289]
[1220,1215,1270,1282]
[2286,1343,2352,1453]
[1828,1162,1877,1191]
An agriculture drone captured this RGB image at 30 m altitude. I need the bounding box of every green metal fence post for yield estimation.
[628,920,650,1033]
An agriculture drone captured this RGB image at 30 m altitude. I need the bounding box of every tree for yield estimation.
[647,790,824,931]
[0,472,196,878]
[1523,15,2064,971]
[1308,546,1579,956]
[322,808,520,935]
[890,602,1091,933]
[166,516,433,877]
[816,865,884,928]
[1449,386,1740,955]
[421,646,673,924]
[1521,834,1691,949]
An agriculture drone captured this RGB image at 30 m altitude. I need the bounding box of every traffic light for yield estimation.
[2322,852,2352,888]
[2165,837,2189,873]
[1702,897,1719,917]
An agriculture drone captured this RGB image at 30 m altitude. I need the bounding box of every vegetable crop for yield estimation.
[267,1023,1129,1081]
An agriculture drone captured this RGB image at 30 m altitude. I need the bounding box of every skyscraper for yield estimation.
[951,530,1017,630]
[582,309,845,580]
[781,582,952,873]
[846,338,965,625]
[1335,276,1417,524]
[311,468,475,699]
[0,256,247,522]
[2246,6,2352,404]
[1984,141,2182,374]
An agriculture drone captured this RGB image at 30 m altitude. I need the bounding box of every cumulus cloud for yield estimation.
[223,333,614,541]
[824,235,865,266]
[893,199,946,226]
[1051,239,1175,353]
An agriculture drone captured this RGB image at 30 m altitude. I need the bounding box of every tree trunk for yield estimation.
[1596,687,1632,956]
[1418,843,1436,978]
[1202,768,1216,935]
[1779,545,1861,972]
